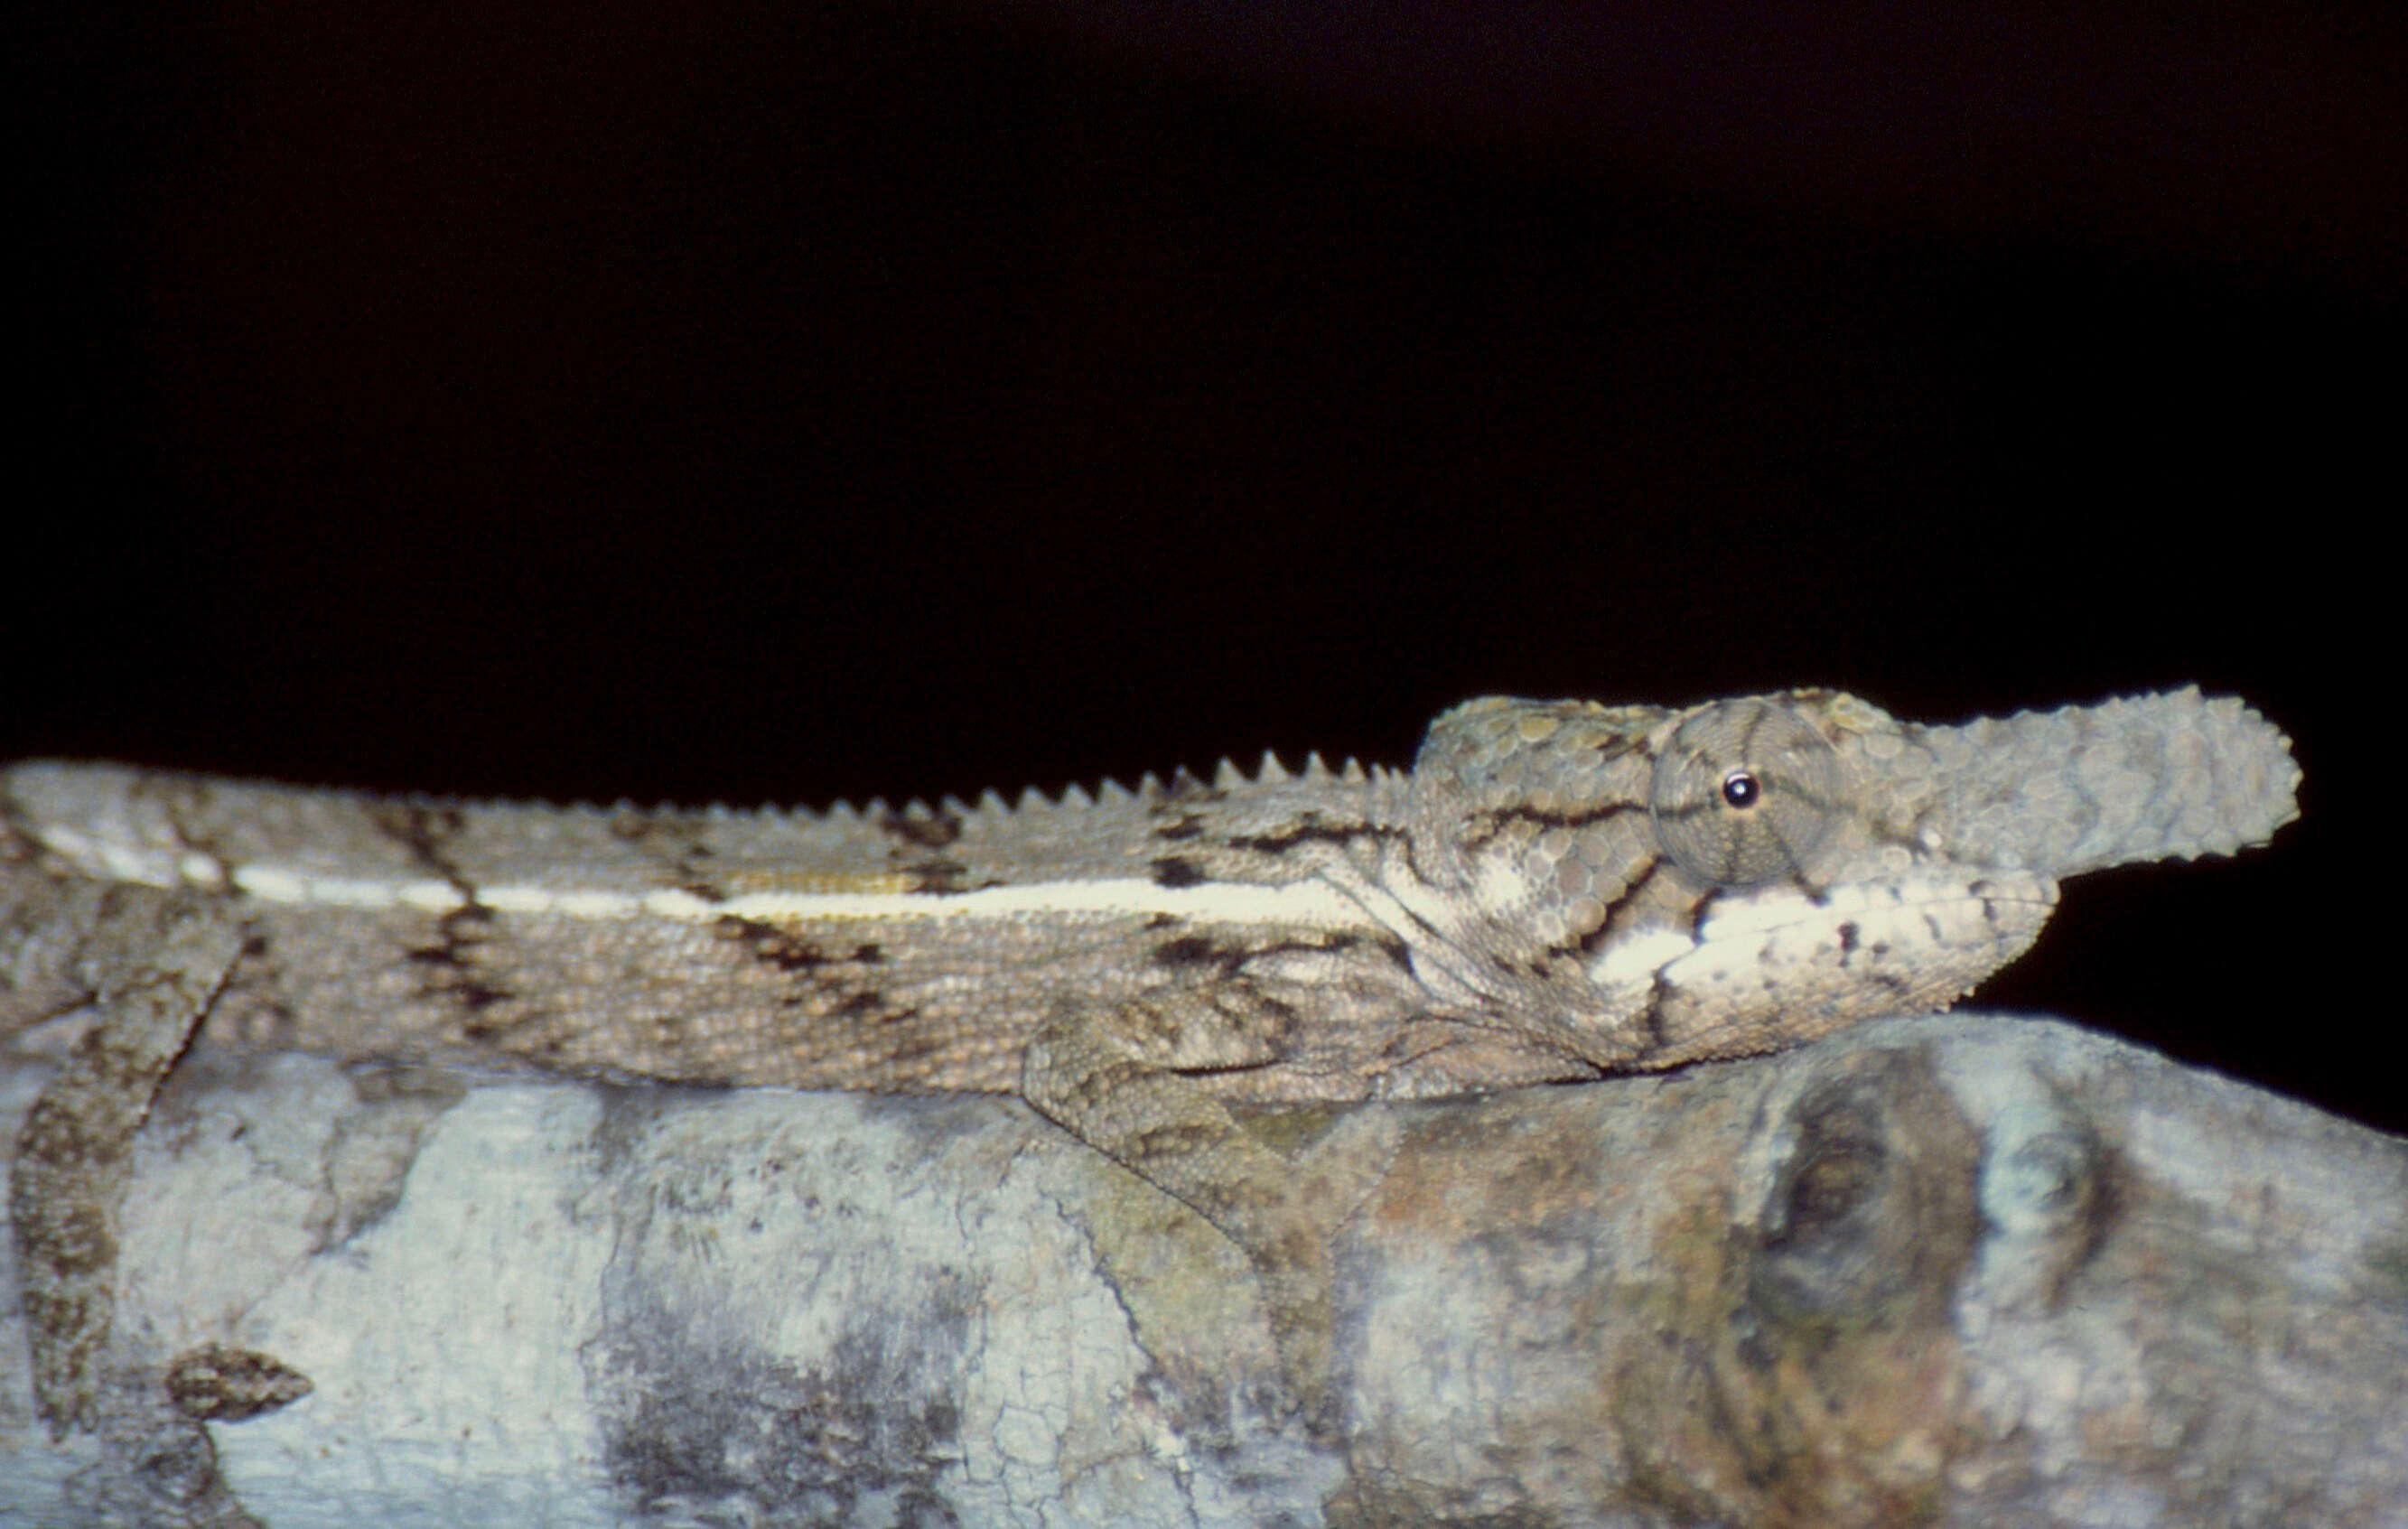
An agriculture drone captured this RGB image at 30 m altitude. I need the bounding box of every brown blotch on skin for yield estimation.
[1151,935,1224,969]
[1153,856,1208,889]
[606,811,654,842]
[371,804,469,881]
[406,905,514,1012]
[902,859,974,894]
[877,809,963,850]
[714,916,833,973]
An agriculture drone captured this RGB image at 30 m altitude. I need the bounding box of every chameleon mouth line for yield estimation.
[1693,875,2059,942]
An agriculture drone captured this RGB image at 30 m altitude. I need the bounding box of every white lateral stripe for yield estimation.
[230,865,449,910]
[39,828,187,890]
[214,863,1365,927]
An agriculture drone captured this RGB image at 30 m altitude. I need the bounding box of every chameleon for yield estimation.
[1,686,2298,1443]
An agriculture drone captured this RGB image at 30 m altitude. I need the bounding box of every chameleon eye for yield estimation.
[1650,701,1846,885]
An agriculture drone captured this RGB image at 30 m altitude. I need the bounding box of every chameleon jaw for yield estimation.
[1579,870,2061,1068]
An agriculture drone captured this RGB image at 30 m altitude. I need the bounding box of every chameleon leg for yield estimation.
[7,881,243,1436]
[1022,994,1342,1436]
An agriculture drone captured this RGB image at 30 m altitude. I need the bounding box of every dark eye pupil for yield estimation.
[1721,769,1760,808]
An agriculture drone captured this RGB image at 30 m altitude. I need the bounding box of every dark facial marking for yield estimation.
[1573,857,1673,957]
[1463,800,1638,854]
[1637,974,1673,1054]
[1865,968,1913,1000]
[1228,822,1393,855]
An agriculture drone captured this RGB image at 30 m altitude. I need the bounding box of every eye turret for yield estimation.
[1648,700,1848,885]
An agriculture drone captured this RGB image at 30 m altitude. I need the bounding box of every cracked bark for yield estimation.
[4,1012,2403,1528]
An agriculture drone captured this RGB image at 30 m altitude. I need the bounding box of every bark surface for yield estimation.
[3,1012,2403,1527]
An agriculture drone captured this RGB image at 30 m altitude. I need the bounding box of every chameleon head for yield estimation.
[1406,687,2297,1068]
[1603,694,2064,1064]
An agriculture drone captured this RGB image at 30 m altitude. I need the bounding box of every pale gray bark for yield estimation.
[5,1013,2404,1527]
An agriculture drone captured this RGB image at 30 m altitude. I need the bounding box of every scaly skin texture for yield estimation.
[0,687,2299,1453]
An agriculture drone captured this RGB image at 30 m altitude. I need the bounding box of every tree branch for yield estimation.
[5,1013,2403,1525]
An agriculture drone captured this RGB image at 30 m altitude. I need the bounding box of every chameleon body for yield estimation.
[0,687,2300,1440]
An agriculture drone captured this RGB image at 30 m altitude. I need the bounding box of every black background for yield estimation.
[10,1,2397,1131]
